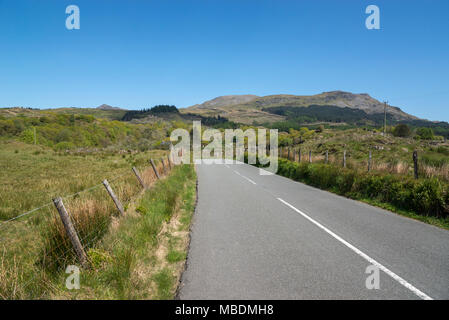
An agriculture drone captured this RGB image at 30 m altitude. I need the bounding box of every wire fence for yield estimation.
[277,147,449,181]
[0,154,174,299]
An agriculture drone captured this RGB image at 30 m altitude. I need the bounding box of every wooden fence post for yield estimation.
[150,159,160,179]
[132,167,146,188]
[413,151,419,179]
[309,151,312,163]
[52,197,89,269]
[325,150,329,164]
[343,150,347,168]
[161,158,166,175]
[167,154,172,169]
[368,151,372,172]
[103,179,125,216]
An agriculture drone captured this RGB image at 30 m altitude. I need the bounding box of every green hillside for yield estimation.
[0,108,171,151]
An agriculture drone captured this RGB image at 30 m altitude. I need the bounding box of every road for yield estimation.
[178,162,449,300]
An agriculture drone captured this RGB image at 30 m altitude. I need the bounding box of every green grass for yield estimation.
[52,164,197,299]
[0,140,166,220]
[0,140,168,299]
[166,250,186,263]
[360,198,449,230]
[153,268,175,300]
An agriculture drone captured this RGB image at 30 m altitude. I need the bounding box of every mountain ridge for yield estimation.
[96,104,125,111]
[184,91,418,123]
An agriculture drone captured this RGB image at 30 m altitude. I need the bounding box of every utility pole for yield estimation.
[383,100,388,135]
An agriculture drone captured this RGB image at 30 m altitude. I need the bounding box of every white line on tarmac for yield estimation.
[277,198,433,300]
[234,170,257,185]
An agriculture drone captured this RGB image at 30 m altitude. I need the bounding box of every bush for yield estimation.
[416,127,434,140]
[393,124,411,137]
[256,158,449,219]
[54,141,75,151]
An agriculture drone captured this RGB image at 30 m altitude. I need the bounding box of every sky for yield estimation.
[0,0,448,121]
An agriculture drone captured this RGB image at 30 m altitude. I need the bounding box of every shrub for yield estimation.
[393,124,411,137]
[256,158,449,219]
[54,141,75,151]
[416,127,434,140]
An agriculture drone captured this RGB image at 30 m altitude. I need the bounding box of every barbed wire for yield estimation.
[0,165,151,229]
[0,202,53,230]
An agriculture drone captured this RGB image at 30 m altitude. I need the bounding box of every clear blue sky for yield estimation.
[0,0,448,121]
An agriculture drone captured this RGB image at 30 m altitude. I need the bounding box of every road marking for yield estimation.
[234,170,257,185]
[224,164,230,168]
[277,198,433,300]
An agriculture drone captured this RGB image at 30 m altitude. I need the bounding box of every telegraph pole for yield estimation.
[383,100,388,135]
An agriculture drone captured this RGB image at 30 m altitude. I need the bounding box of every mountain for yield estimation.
[96,104,124,111]
[181,94,283,124]
[188,95,259,110]
[181,91,418,125]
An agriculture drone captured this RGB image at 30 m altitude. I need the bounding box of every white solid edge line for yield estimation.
[234,170,257,185]
[277,198,433,300]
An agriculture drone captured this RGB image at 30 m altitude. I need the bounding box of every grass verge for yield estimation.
[51,164,197,299]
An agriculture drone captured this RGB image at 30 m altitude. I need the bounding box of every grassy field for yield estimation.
[0,139,166,221]
[0,139,179,299]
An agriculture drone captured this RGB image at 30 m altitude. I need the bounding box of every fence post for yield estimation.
[102,179,125,216]
[413,151,419,179]
[325,150,329,164]
[161,158,167,175]
[132,167,146,188]
[167,154,172,170]
[167,154,172,169]
[169,144,174,165]
[150,159,160,179]
[298,150,301,163]
[52,197,89,269]
[368,151,372,172]
[343,150,346,168]
[309,151,312,163]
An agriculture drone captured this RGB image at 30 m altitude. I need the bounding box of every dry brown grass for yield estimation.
[0,251,23,299]
[421,163,449,181]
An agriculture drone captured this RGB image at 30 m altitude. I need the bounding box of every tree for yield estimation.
[392,124,411,137]
[416,127,434,140]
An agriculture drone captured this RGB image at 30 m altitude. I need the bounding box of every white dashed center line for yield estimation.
[277,198,433,300]
[234,170,257,185]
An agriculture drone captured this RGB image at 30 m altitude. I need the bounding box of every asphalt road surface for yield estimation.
[178,161,449,299]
